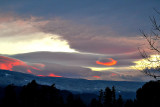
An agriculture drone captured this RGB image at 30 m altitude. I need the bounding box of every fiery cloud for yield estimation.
[93,76,101,78]
[0,56,27,71]
[0,56,63,78]
[27,69,33,73]
[48,73,62,77]
[96,58,117,66]
[37,73,62,77]
[0,56,43,74]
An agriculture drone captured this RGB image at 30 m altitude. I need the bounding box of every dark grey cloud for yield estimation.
[0,0,159,55]
[36,18,143,54]
[0,0,159,36]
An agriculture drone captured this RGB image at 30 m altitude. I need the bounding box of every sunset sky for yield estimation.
[0,0,160,81]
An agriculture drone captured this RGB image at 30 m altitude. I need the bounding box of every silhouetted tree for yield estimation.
[19,80,66,107]
[96,86,123,107]
[90,98,100,107]
[112,86,116,107]
[75,96,86,107]
[20,80,39,107]
[66,93,75,107]
[136,81,160,107]
[2,84,19,107]
[116,95,123,107]
[98,89,103,104]
[124,99,134,107]
[138,9,160,79]
[103,87,113,107]
[0,80,133,107]
[48,83,63,106]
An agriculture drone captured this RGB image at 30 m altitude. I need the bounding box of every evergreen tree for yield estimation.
[90,98,99,107]
[116,95,123,107]
[20,80,39,107]
[103,87,113,107]
[49,83,62,106]
[75,96,86,107]
[124,99,134,107]
[66,94,75,107]
[2,84,19,107]
[112,86,116,106]
[135,81,160,107]
[98,89,103,104]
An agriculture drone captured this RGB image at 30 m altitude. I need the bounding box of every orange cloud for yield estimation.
[48,73,62,77]
[96,58,117,66]
[0,56,44,74]
[93,76,101,78]
[37,73,62,78]
[37,75,45,77]
[0,56,26,71]
[0,56,62,78]
[27,69,33,73]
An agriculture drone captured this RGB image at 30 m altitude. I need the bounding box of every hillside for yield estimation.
[0,69,145,99]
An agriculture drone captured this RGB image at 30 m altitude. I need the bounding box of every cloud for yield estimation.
[0,0,159,37]
[0,1,159,81]
[0,55,151,81]
[0,14,145,56]
[0,15,41,38]
[0,14,145,81]
[0,55,44,74]
[36,18,144,55]
[10,51,151,81]
[93,76,101,79]
[10,51,139,68]
[96,58,117,66]
[0,55,97,79]
[0,55,90,78]
[0,15,76,54]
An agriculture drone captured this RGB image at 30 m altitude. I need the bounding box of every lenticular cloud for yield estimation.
[96,58,117,66]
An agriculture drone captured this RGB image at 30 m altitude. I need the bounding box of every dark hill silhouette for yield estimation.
[0,80,86,107]
[135,81,160,107]
[0,80,127,107]
[0,79,160,107]
[0,69,144,100]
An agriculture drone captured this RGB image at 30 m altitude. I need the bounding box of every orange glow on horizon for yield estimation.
[27,69,32,73]
[93,76,101,78]
[48,73,62,77]
[37,74,62,77]
[37,75,46,77]
[96,58,117,66]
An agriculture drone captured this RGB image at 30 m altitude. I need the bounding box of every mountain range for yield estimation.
[0,69,145,99]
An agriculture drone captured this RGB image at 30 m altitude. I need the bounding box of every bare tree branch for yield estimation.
[138,9,160,79]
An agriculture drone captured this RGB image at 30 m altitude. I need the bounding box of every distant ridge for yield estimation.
[0,69,145,93]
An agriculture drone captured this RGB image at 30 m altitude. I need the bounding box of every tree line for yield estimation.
[0,80,159,107]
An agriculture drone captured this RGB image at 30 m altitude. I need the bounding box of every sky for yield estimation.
[0,0,160,81]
